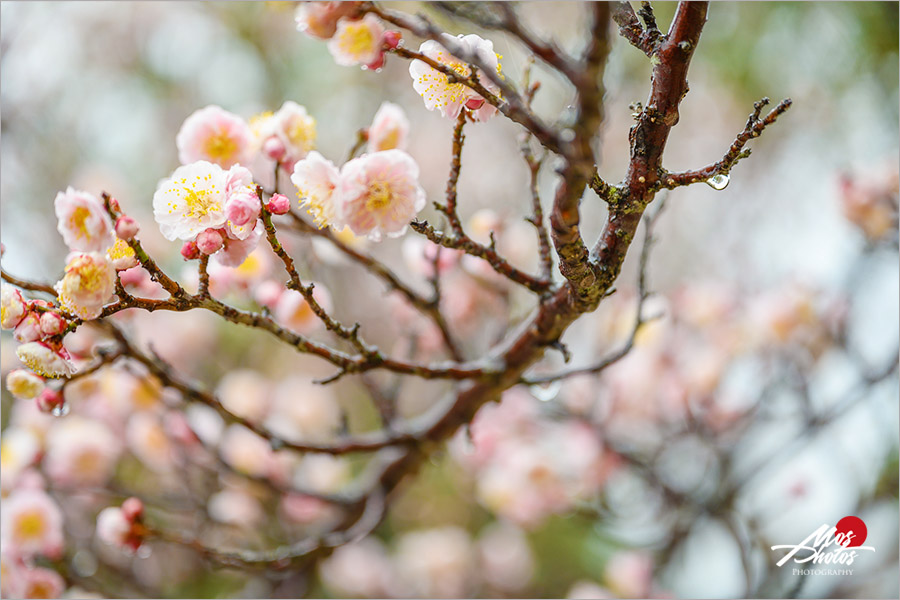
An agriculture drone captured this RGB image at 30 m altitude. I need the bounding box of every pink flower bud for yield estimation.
[35,388,64,414]
[180,241,200,260]
[265,193,291,215]
[196,229,225,255]
[107,197,121,213]
[14,312,42,343]
[114,216,139,241]
[383,30,402,49]
[465,97,486,110]
[225,193,259,227]
[121,497,144,522]
[366,52,385,71]
[39,311,67,336]
[263,136,287,161]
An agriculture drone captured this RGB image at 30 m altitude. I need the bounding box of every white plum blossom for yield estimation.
[176,105,251,168]
[394,527,478,598]
[16,342,75,378]
[96,506,132,550]
[0,489,64,559]
[291,151,342,228]
[0,428,41,491]
[1,284,28,329]
[409,34,502,121]
[217,370,272,424]
[55,252,116,320]
[327,14,385,67]
[367,102,410,153]
[54,187,115,253]
[264,376,342,443]
[5,369,45,400]
[153,161,232,241]
[338,150,426,241]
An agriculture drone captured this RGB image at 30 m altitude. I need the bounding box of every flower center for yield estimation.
[15,511,46,541]
[71,259,107,293]
[339,22,375,57]
[287,118,316,153]
[68,206,93,240]
[181,187,220,219]
[107,238,135,261]
[203,130,238,162]
[366,181,393,213]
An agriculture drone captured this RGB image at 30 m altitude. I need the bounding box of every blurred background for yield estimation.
[1,2,898,598]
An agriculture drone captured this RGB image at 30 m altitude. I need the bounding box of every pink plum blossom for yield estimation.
[327,14,385,68]
[265,193,291,215]
[216,369,272,424]
[207,489,264,526]
[338,150,426,241]
[367,102,410,153]
[39,311,67,336]
[264,376,341,443]
[1,284,28,329]
[126,412,177,472]
[44,416,121,487]
[6,369,45,400]
[273,101,317,167]
[114,215,139,241]
[291,151,342,228]
[409,34,502,121]
[96,500,144,553]
[0,428,41,491]
[0,489,64,559]
[219,424,275,478]
[16,342,75,378]
[35,388,65,414]
[55,252,116,320]
[176,105,251,168]
[19,566,66,599]
[319,538,396,598]
[196,228,225,255]
[215,221,264,267]
[394,527,478,598]
[106,237,139,270]
[295,1,363,39]
[54,187,115,253]
[13,311,42,343]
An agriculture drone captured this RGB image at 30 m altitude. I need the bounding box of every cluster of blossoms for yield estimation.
[2,186,141,394]
[296,2,501,122]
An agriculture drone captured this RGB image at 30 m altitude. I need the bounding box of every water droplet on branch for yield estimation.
[706,173,730,190]
[531,380,561,402]
[51,403,70,417]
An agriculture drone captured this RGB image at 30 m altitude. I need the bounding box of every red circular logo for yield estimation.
[835,515,867,547]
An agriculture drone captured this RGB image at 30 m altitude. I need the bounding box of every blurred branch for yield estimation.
[0,265,58,296]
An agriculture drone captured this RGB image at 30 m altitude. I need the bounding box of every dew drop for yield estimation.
[531,380,562,402]
[136,544,152,559]
[560,128,576,142]
[706,173,730,190]
[51,402,70,417]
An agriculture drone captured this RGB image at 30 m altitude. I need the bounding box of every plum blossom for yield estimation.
[13,312,42,343]
[96,498,144,553]
[291,151,342,228]
[0,428,41,491]
[216,221,265,267]
[319,538,396,598]
[219,425,274,478]
[367,102,410,153]
[55,252,116,320]
[39,312,66,336]
[54,187,115,252]
[19,566,66,599]
[0,489,64,559]
[338,150,426,241]
[274,284,331,335]
[44,416,121,487]
[394,527,478,598]
[152,161,234,241]
[207,489,264,526]
[273,101,317,167]
[106,237,139,271]
[126,412,177,472]
[295,1,363,39]
[114,215,139,241]
[216,369,272,424]
[16,342,75,378]
[409,34,502,121]
[265,193,291,215]
[1,284,28,329]
[327,14,385,68]
[176,105,251,168]
[6,369,45,400]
